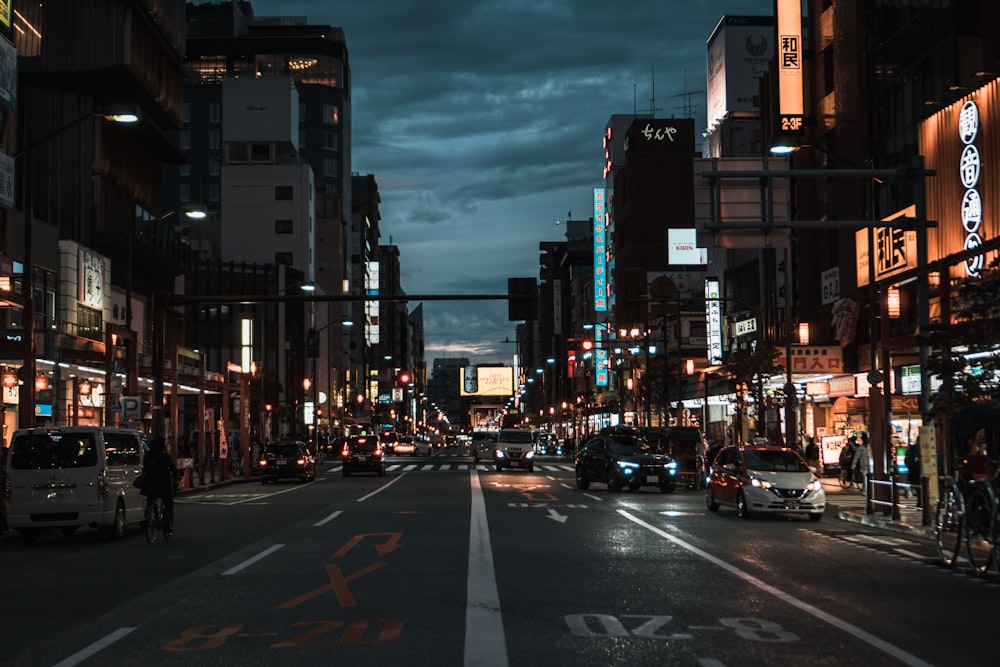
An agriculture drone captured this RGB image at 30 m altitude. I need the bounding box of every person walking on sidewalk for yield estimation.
[804,436,821,476]
[905,440,921,505]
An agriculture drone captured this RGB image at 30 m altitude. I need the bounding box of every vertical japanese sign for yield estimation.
[959,100,984,277]
[593,188,607,312]
[595,327,608,388]
[776,0,803,135]
[705,278,723,366]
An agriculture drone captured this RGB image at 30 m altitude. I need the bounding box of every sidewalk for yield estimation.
[820,477,934,540]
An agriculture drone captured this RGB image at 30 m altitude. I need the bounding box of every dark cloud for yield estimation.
[251,0,774,359]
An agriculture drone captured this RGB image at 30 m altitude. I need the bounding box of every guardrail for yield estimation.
[865,474,932,525]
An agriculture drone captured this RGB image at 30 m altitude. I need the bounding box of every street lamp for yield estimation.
[16,107,140,429]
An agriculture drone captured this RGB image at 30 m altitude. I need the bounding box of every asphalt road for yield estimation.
[1,451,996,666]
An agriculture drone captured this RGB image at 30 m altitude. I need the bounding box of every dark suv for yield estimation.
[258,441,316,483]
[575,429,677,493]
[341,435,385,477]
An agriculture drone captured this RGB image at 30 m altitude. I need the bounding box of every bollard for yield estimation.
[866,473,874,515]
[921,475,931,526]
[891,475,901,520]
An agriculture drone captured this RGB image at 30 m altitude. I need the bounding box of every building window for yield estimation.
[209,130,221,150]
[179,130,191,150]
[251,143,271,163]
[226,143,248,163]
[323,157,340,177]
[180,183,191,203]
[208,156,220,176]
[209,102,222,124]
[179,164,190,177]
[183,102,191,124]
[209,182,220,202]
[275,252,293,266]
[324,131,338,150]
[323,104,340,125]
[275,186,293,201]
[77,305,103,342]
[275,219,294,234]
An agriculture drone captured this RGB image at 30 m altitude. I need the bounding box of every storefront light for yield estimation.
[35,374,49,391]
[2,370,17,388]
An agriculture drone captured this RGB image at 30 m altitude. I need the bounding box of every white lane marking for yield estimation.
[403,464,419,471]
[465,468,508,667]
[357,472,407,502]
[185,483,314,506]
[893,548,927,559]
[618,510,934,667]
[422,464,436,471]
[313,510,343,527]
[222,544,285,576]
[53,627,137,667]
[583,493,603,502]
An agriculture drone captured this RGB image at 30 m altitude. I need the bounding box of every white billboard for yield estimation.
[460,367,515,397]
[706,16,774,130]
[668,228,708,265]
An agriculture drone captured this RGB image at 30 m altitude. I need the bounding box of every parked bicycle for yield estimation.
[144,496,171,544]
[934,454,998,572]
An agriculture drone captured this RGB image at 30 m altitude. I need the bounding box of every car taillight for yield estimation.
[259,459,268,467]
[342,445,350,456]
[375,446,382,456]
[97,469,108,499]
[297,457,306,466]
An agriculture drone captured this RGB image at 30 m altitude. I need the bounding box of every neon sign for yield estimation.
[959,100,984,277]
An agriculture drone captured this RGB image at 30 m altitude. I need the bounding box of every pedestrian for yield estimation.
[804,436,821,476]
[839,435,858,481]
[142,435,179,535]
[853,434,872,487]
[904,440,921,504]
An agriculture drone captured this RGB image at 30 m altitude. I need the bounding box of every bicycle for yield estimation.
[838,465,863,491]
[144,496,171,544]
[934,473,965,567]
[963,479,997,574]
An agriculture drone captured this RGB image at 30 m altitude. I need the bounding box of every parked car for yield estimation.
[4,426,149,542]
[341,435,385,477]
[258,441,316,483]
[706,445,825,521]
[575,428,677,493]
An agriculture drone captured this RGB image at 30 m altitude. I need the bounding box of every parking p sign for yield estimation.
[121,395,142,420]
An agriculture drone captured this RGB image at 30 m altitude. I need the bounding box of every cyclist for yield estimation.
[142,436,178,536]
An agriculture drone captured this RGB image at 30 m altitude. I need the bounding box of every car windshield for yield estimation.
[500,430,534,443]
[607,435,657,456]
[9,432,99,469]
[264,444,298,457]
[743,450,809,473]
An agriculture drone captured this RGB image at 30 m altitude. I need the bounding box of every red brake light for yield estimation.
[341,444,350,456]
[375,446,382,456]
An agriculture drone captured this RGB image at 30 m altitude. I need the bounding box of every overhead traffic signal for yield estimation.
[396,370,412,386]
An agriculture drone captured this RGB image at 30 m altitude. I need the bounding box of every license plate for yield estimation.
[277,458,287,465]
[647,475,659,483]
[784,500,800,509]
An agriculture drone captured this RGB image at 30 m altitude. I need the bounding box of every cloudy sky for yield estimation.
[252,0,775,363]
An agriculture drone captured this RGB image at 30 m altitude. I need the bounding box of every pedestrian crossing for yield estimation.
[324,462,577,474]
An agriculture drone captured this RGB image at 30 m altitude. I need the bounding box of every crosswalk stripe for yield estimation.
[321,462,575,474]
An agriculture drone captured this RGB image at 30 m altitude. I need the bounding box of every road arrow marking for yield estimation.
[546,508,568,524]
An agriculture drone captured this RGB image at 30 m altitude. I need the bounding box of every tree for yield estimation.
[721,341,783,438]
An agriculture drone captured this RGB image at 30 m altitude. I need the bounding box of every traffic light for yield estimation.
[265,403,273,413]
[507,277,537,321]
[580,339,594,352]
[396,370,412,386]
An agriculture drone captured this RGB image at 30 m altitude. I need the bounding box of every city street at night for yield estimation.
[0,451,990,667]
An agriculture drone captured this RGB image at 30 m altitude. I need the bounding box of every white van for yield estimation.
[3,426,149,543]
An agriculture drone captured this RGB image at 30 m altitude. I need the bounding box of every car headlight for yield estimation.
[525,451,534,459]
[665,461,677,469]
[495,450,506,458]
[750,477,773,489]
[807,480,822,492]
[617,461,639,475]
